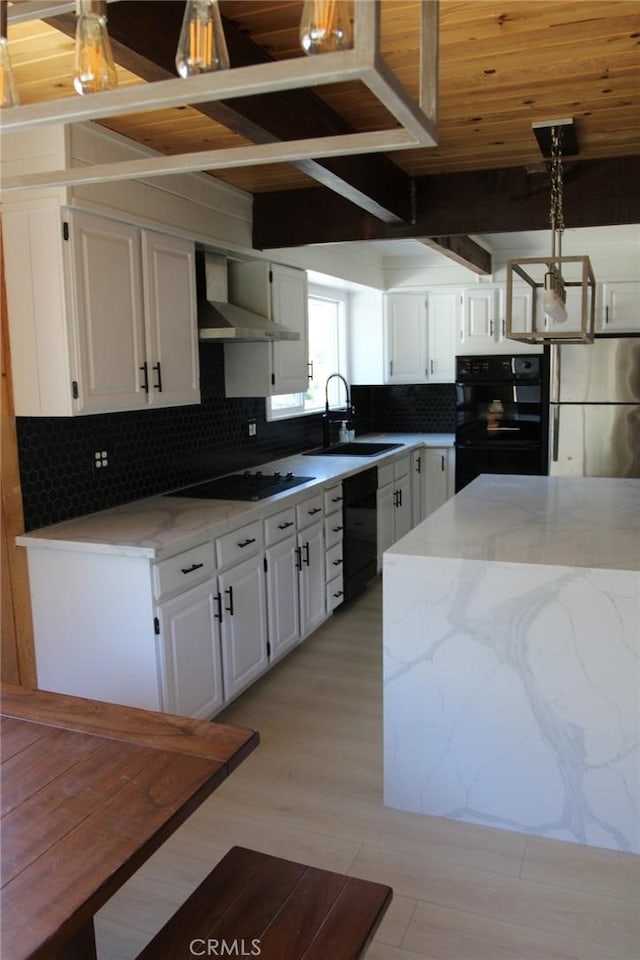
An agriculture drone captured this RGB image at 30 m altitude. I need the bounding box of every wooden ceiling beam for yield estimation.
[252,157,640,248]
[46,0,412,224]
[418,236,492,275]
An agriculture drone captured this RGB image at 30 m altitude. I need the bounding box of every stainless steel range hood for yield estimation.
[197,252,299,342]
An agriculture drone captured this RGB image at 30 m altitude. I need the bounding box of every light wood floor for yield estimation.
[96,578,640,960]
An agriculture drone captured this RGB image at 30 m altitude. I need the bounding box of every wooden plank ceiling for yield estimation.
[6,0,640,254]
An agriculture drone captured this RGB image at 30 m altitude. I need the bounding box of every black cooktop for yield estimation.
[165,471,315,502]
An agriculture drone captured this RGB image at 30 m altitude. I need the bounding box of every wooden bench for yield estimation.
[136,846,392,960]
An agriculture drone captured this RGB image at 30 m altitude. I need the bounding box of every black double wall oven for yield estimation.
[455,354,548,492]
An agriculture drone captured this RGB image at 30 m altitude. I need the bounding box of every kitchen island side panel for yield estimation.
[26,549,161,710]
[383,552,640,853]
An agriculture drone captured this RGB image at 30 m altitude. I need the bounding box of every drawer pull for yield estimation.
[308,507,322,515]
[213,592,223,622]
[332,558,343,566]
[225,586,234,615]
[333,590,344,598]
[181,562,204,574]
[237,537,256,548]
[331,495,343,503]
[332,525,344,533]
[277,521,294,530]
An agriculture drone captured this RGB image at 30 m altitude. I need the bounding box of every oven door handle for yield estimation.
[550,405,560,462]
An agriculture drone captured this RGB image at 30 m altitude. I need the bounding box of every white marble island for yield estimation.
[383,475,640,853]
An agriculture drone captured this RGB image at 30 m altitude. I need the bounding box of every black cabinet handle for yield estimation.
[308,360,314,381]
[181,562,204,574]
[225,585,234,615]
[139,361,149,393]
[277,521,294,530]
[213,592,223,622]
[303,542,310,566]
[237,537,256,548]
[416,456,421,474]
[332,558,343,566]
[398,488,403,507]
[441,454,445,471]
[295,546,302,571]
[331,495,343,503]
[333,590,344,598]
[332,525,344,533]
[308,507,322,516]
[393,490,399,508]
[152,361,163,392]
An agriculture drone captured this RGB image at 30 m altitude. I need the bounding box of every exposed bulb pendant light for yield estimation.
[543,125,568,324]
[175,0,229,78]
[300,0,353,55]
[0,1,19,108]
[73,0,117,95]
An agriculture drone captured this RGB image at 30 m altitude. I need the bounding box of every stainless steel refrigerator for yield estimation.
[549,335,640,478]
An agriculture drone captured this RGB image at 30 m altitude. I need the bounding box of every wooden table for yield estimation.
[0,684,259,960]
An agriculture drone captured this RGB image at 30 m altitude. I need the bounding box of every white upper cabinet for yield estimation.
[385,291,457,384]
[460,286,541,354]
[141,231,200,407]
[224,261,309,397]
[599,282,640,333]
[3,204,200,416]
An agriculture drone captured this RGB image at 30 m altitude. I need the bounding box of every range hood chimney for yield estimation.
[197,252,300,342]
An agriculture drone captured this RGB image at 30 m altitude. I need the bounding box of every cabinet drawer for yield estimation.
[324,483,343,515]
[394,455,411,479]
[325,541,343,581]
[296,493,324,529]
[216,520,264,569]
[378,462,394,488]
[324,514,344,549]
[153,541,214,599]
[326,573,344,612]
[264,506,296,547]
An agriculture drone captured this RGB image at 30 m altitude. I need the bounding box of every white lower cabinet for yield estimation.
[265,533,300,663]
[297,520,326,637]
[218,552,269,701]
[156,579,224,720]
[423,447,455,516]
[377,455,412,563]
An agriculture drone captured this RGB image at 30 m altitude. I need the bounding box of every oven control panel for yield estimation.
[456,355,541,382]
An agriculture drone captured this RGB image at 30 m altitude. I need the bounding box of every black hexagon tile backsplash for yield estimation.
[17,345,455,530]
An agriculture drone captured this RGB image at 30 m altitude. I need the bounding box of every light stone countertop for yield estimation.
[17,433,453,560]
[388,473,640,572]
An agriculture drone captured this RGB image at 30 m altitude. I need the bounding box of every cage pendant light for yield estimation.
[505,119,595,345]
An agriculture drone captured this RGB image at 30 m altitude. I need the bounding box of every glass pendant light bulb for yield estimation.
[543,271,568,324]
[300,0,353,55]
[73,0,117,95]
[175,0,229,78]
[0,1,19,108]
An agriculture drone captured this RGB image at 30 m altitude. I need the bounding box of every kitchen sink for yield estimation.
[303,442,404,457]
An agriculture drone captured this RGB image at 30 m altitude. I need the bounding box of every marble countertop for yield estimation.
[389,474,640,572]
[17,433,453,560]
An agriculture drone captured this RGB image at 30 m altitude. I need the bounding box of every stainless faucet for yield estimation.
[323,373,354,447]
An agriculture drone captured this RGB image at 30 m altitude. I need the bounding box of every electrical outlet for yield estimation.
[248,420,257,437]
[93,450,109,470]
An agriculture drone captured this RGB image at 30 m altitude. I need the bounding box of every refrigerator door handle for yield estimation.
[551,404,560,462]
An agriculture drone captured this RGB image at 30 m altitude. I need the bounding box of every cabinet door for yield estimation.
[460,288,500,353]
[377,482,396,565]
[600,282,640,333]
[426,291,457,381]
[411,449,425,527]
[156,580,224,719]
[142,231,200,407]
[271,264,309,394]
[298,521,326,637]
[386,293,427,382]
[424,448,451,517]
[69,211,147,413]
[218,554,268,701]
[265,535,300,662]
[395,473,412,542]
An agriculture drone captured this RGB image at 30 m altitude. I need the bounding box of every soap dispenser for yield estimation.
[339,420,349,443]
